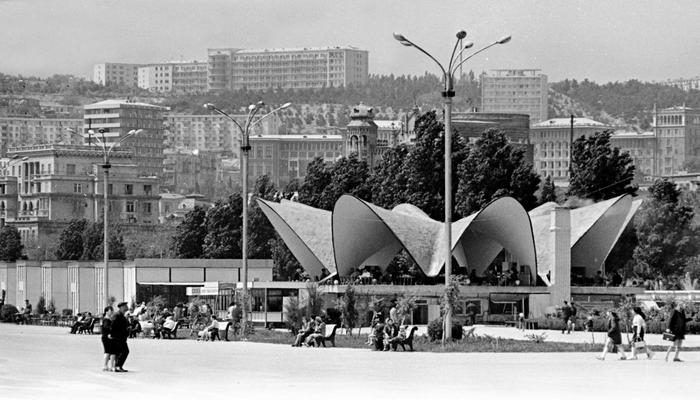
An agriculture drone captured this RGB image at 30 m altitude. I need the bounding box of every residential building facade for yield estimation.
[207,46,369,91]
[83,100,168,177]
[530,117,609,182]
[610,131,656,180]
[652,106,700,176]
[480,69,548,124]
[1,118,83,153]
[138,61,208,94]
[93,63,143,86]
[662,77,700,92]
[162,149,219,199]
[247,134,343,188]
[1,144,159,244]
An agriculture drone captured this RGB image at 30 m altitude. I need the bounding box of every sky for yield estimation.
[1,0,699,83]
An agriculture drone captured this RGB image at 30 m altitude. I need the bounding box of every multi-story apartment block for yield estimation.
[138,61,208,94]
[248,134,343,188]
[93,63,143,86]
[83,100,168,177]
[662,77,700,92]
[138,64,173,93]
[207,46,369,91]
[610,131,656,179]
[530,117,609,182]
[1,118,83,153]
[481,69,548,124]
[163,113,282,156]
[0,144,159,243]
[652,106,700,176]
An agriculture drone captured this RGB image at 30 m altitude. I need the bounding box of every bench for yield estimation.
[319,324,338,347]
[395,326,418,351]
[504,320,518,328]
[77,318,96,334]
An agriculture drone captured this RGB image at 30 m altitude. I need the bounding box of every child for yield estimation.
[517,312,525,331]
[585,316,594,344]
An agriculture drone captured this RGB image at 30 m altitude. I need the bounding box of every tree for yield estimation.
[455,128,540,216]
[55,219,88,260]
[203,193,243,258]
[81,222,126,261]
[248,175,278,259]
[369,144,410,209]
[298,157,332,210]
[320,153,372,207]
[633,179,697,277]
[568,130,636,201]
[0,225,23,261]
[539,175,558,204]
[270,236,302,281]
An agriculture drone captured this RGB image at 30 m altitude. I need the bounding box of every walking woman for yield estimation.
[597,311,627,360]
[665,302,690,362]
[631,307,654,360]
[101,306,117,371]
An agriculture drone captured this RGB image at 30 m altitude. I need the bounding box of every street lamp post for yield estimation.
[393,30,510,341]
[67,128,142,307]
[203,101,291,333]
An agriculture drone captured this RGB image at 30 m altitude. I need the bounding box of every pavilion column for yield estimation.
[549,207,571,305]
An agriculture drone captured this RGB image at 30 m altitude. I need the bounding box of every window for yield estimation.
[35,183,41,193]
[126,201,135,213]
[144,184,152,196]
[125,184,133,195]
[108,184,113,195]
[143,202,152,214]
[73,183,82,193]
[66,164,76,175]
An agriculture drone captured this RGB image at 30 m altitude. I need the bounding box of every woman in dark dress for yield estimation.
[101,306,117,371]
[597,311,627,360]
[665,302,690,362]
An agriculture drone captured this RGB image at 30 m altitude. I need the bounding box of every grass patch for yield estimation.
[230,329,700,353]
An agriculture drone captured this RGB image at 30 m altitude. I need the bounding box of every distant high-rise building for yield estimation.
[530,117,609,182]
[93,63,143,86]
[652,106,700,176]
[207,46,369,92]
[83,100,168,177]
[138,61,208,94]
[480,69,548,124]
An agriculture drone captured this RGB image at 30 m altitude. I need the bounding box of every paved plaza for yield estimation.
[0,324,698,400]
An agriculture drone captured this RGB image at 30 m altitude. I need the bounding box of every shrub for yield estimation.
[283,296,302,334]
[427,318,463,341]
[47,299,56,314]
[61,308,73,317]
[1,304,19,321]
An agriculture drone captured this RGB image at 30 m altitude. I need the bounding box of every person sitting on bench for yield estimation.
[304,317,325,347]
[383,318,400,351]
[293,316,315,347]
[162,316,177,337]
[70,313,87,334]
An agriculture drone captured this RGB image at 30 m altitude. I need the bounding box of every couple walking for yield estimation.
[101,302,131,372]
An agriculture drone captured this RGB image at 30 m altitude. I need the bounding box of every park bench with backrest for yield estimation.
[395,326,418,351]
[318,324,338,347]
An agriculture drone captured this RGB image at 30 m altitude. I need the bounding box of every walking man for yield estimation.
[111,302,130,372]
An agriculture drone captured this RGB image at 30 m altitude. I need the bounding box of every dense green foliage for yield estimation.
[551,79,700,128]
[79,222,126,260]
[633,179,698,277]
[456,128,540,215]
[0,225,23,261]
[55,219,88,260]
[539,176,557,204]
[568,130,636,200]
[202,194,244,258]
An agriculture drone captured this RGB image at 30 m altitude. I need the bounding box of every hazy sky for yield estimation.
[1,0,699,83]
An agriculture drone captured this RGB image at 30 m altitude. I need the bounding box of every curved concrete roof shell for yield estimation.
[256,199,335,279]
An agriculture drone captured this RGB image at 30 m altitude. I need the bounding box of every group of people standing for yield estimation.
[100,302,130,372]
[598,302,690,362]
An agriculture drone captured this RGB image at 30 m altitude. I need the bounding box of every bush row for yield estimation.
[529,317,700,335]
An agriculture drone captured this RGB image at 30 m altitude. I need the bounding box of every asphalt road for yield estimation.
[0,324,698,400]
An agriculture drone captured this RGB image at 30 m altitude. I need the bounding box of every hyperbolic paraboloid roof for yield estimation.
[258,194,640,285]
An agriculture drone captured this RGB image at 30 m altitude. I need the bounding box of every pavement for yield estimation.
[1,324,699,400]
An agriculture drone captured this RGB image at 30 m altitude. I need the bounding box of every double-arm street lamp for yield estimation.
[67,127,142,307]
[393,30,510,341]
[203,101,291,332]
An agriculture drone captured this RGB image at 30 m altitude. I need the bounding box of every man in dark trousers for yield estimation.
[561,301,572,334]
[111,302,130,372]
